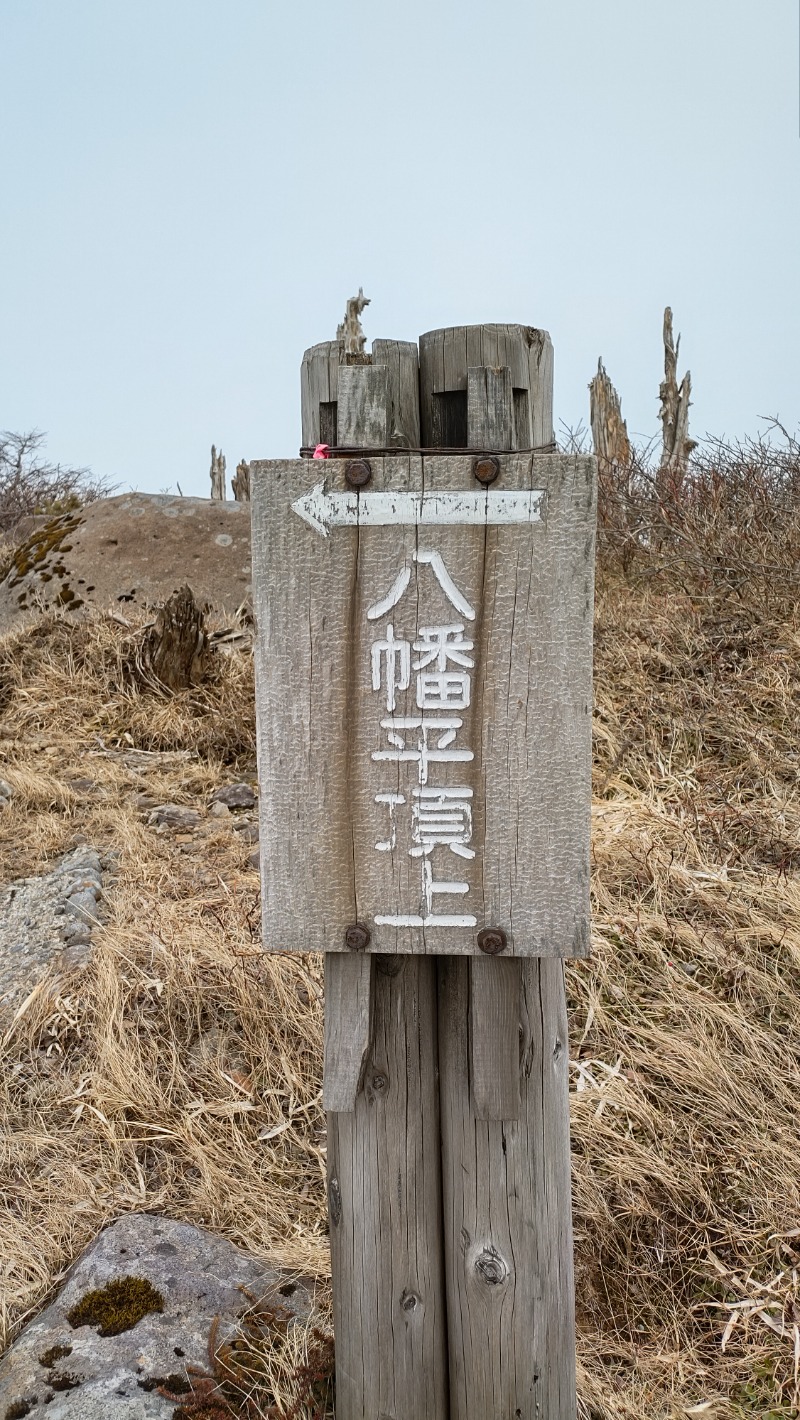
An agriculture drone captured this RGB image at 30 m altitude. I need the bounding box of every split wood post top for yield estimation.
[251,318,594,1420]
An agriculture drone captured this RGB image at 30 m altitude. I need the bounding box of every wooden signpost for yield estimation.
[252,321,596,1420]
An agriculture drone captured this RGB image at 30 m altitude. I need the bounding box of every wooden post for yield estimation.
[438,956,576,1419]
[300,339,420,449]
[320,339,449,1419]
[327,956,448,1420]
[419,324,554,450]
[252,318,592,1420]
[428,331,577,1419]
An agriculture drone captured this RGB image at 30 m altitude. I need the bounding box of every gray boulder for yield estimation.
[0,1214,315,1418]
[0,845,105,1018]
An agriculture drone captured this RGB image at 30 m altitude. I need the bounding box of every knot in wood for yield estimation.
[344,922,371,952]
[477,926,508,955]
[473,454,500,486]
[400,1289,420,1313]
[344,459,372,489]
[474,1245,509,1287]
[370,1071,388,1095]
[328,1175,342,1227]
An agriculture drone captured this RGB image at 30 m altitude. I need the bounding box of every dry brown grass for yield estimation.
[1,437,799,1417]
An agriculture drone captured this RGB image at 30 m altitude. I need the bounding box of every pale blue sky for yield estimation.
[1,0,798,497]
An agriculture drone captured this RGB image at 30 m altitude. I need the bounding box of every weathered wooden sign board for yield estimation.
[251,450,595,958]
[252,318,593,1420]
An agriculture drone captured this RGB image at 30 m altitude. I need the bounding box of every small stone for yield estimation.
[247,849,261,871]
[149,804,201,830]
[234,822,259,844]
[0,778,13,800]
[211,783,256,810]
[209,801,231,819]
[65,876,101,897]
[69,777,96,793]
[66,890,100,921]
[63,921,92,946]
[131,792,158,810]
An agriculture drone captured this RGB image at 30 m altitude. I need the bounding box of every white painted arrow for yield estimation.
[291,482,545,537]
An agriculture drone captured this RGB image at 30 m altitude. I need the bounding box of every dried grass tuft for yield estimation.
[1,435,799,1416]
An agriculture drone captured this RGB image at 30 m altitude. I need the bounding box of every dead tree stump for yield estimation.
[232,459,251,502]
[589,358,631,472]
[659,306,696,486]
[210,445,227,501]
[141,585,211,691]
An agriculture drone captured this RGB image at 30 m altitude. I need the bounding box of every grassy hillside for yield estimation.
[0,438,799,1418]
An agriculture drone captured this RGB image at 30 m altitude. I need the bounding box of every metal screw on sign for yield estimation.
[473,454,500,486]
[344,921,371,951]
[345,458,372,489]
[477,926,508,955]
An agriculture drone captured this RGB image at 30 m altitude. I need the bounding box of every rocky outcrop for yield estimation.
[0,494,252,633]
[0,1214,315,1418]
[0,844,105,1020]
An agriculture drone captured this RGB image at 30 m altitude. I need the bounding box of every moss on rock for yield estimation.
[6,513,83,587]
[38,1344,72,1367]
[65,1275,164,1337]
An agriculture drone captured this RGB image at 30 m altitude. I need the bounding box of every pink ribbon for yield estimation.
[313,443,330,460]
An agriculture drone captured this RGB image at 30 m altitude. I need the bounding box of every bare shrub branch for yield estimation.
[595,422,800,603]
[0,429,113,539]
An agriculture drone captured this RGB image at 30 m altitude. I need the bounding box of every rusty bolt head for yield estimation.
[344,921,371,952]
[345,458,372,489]
[473,455,500,486]
[477,926,508,955]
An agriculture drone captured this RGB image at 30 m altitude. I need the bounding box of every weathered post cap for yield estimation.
[418,324,554,451]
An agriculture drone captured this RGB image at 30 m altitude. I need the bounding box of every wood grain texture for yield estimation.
[419,324,555,448]
[469,956,520,1120]
[251,452,596,957]
[337,364,389,446]
[327,956,448,1420]
[439,955,577,1419]
[323,954,373,1112]
[527,327,555,447]
[372,339,421,448]
[300,340,342,447]
[467,365,514,450]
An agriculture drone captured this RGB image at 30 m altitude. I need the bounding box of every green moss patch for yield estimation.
[66,1275,165,1336]
[138,1372,190,1394]
[38,1344,72,1367]
[6,513,83,587]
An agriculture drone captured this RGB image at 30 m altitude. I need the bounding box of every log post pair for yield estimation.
[252,323,596,1420]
